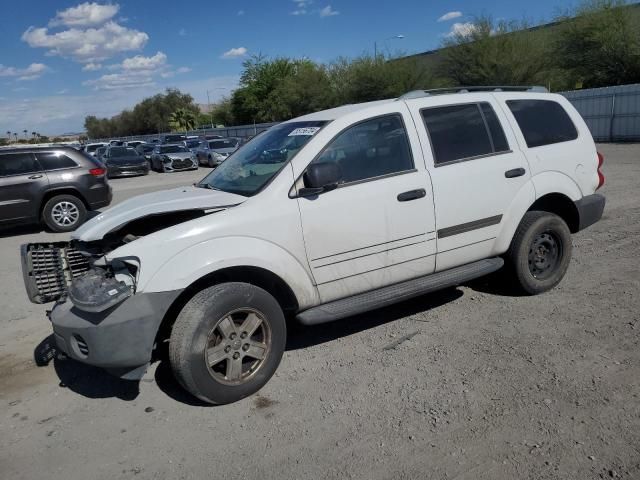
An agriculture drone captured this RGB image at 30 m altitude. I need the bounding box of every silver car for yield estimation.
[196,138,241,167]
[150,144,198,172]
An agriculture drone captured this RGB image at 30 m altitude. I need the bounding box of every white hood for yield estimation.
[73,186,246,241]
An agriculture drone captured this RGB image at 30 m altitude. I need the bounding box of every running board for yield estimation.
[297,257,504,326]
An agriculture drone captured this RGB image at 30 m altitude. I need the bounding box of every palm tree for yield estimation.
[23,129,28,140]
[6,131,11,143]
[13,133,18,143]
[168,108,197,133]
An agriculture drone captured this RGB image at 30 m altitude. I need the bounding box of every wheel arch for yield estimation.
[528,192,580,233]
[154,265,299,349]
[39,188,89,217]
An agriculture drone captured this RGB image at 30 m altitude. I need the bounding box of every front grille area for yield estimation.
[170,158,192,170]
[21,243,92,304]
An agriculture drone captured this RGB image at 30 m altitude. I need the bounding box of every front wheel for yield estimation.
[505,211,572,295]
[208,156,215,168]
[169,282,286,404]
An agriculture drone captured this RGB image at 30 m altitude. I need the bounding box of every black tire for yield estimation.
[42,194,87,233]
[169,282,286,405]
[208,156,215,168]
[506,211,572,295]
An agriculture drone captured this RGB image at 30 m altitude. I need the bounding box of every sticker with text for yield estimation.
[288,127,321,136]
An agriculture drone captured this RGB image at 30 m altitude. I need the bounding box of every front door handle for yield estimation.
[505,168,526,178]
[397,189,426,202]
[28,174,43,180]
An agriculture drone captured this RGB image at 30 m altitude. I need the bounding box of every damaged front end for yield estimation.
[21,241,137,312]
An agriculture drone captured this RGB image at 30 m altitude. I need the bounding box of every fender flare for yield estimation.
[493,172,582,254]
[141,236,319,309]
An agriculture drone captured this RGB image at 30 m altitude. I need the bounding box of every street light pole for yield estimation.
[206,90,214,128]
[374,34,405,58]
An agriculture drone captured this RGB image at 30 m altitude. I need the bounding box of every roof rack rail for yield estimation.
[398,85,548,100]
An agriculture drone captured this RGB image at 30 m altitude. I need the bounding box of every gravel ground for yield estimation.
[1,146,638,480]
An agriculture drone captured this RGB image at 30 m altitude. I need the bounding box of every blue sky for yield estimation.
[0,0,569,135]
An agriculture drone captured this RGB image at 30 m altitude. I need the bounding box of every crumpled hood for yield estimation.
[72,186,247,241]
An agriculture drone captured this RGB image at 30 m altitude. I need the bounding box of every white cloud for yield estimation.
[221,47,248,59]
[0,63,49,80]
[438,11,462,22]
[319,5,339,17]
[121,51,167,71]
[176,67,191,73]
[0,75,240,135]
[22,21,148,64]
[83,70,155,90]
[49,2,120,27]
[82,62,102,71]
[237,10,245,16]
[446,22,477,38]
[179,28,186,36]
[291,0,311,15]
[57,89,69,94]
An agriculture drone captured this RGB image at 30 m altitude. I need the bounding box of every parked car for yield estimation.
[83,142,107,157]
[151,144,198,172]
[196,137,241,167]
[95,146,107,161]
[1,146,111,232]
[157,134,187,145]
[125,140,145,148]
[109,140,125,146]
[135,143,155,165]
[102,146,149,178]
[21,86,605,404]
[183,138,204,153]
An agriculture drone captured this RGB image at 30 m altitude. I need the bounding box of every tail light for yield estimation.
[89,167,106,177]
[596,152,605,190]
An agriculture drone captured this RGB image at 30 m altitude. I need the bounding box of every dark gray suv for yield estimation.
[0,146,112,232]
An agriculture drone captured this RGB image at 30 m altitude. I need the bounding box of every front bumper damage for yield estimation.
[50,290,180,379]
[22,241,181,379]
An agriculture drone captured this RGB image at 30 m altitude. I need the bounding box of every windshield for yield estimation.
[110,147,139,157]
[209,139,239,149]
[198,121,326,197]
[185,140,201,148]
[160,145,189,153]
[86,144,101,152]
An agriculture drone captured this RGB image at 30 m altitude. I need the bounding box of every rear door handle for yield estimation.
[28,174,43,180]
[397,189,426,202]
[505,168,526,178]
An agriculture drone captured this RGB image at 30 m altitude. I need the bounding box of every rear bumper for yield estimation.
[575,193,605,231]
[50,290,181,379]
[107,165,149,178]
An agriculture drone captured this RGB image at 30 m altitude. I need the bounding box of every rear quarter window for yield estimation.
[507,100,578,148]
[35,152,78,170]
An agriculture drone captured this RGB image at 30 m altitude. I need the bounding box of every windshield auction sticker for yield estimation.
[288,127,321,136]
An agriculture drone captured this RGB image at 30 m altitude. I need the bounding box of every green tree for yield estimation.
[168,108,197,132]
[554,0,640,88]
[439,16,562,88]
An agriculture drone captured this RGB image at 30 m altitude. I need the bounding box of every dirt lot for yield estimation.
[1,146,638,480]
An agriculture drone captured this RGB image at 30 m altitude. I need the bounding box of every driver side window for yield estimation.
[309,114,414,185]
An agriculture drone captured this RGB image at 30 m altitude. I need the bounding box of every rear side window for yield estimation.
[421,103,510,165]
[0,153,42,176]
[35,152,78,170]
[507,100,578,148]
[311,114,414,184]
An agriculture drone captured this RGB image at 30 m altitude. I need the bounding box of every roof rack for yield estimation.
[398,85,548,100]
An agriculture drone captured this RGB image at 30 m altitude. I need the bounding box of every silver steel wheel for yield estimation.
[51,201,80,227]
[204,308,271,385]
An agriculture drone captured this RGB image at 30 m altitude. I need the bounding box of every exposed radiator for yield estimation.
[21,242,91,304]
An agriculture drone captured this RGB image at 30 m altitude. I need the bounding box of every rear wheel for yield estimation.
[42,194,87,232]
[208,156,215,168]
[506,211,572,295]
[169,282,286,404]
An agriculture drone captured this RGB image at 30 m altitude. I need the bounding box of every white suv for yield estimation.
[22,86,605,404]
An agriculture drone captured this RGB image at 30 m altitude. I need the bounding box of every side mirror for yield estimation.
[299,162,341,197]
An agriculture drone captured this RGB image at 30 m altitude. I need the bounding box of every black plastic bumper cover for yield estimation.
[50,289,181,379]
[575,193,606,231]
